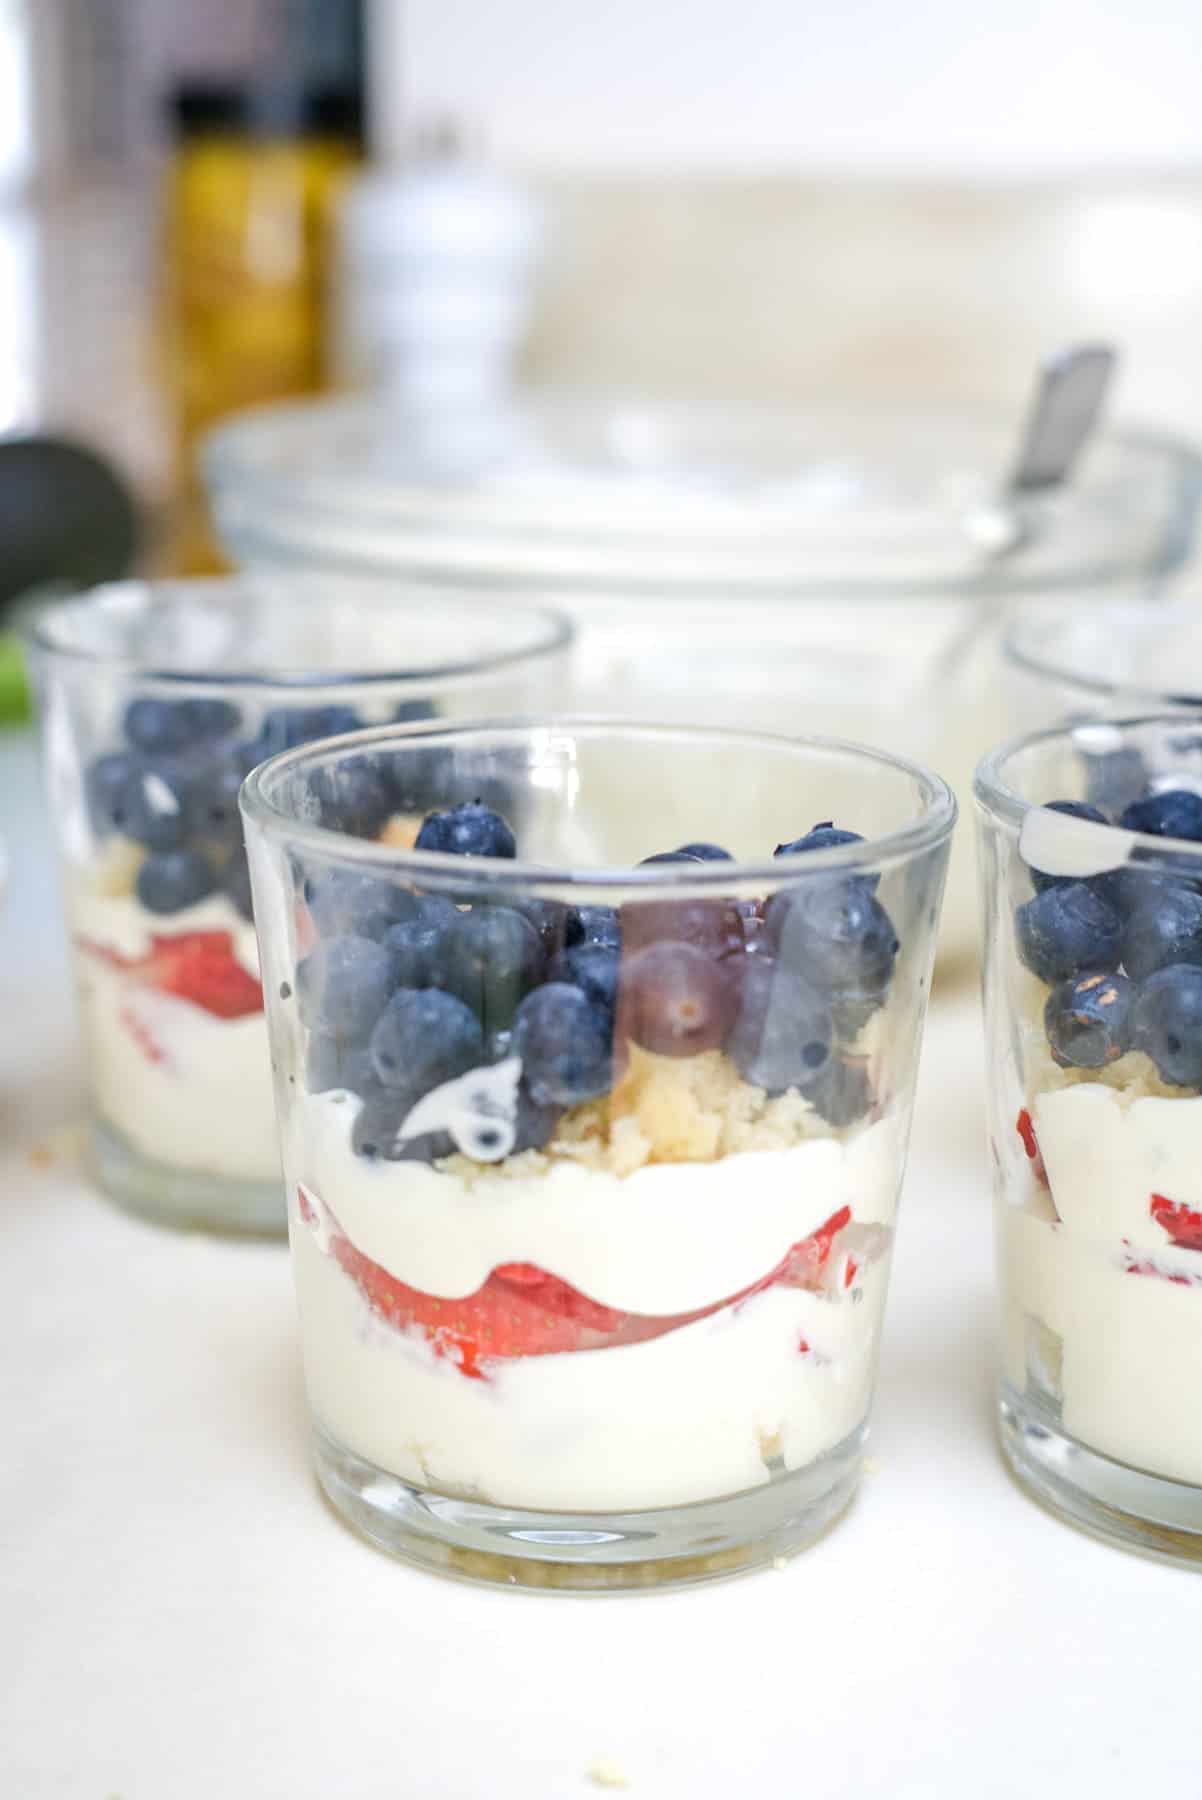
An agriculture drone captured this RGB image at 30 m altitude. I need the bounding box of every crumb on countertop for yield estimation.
[587,1756,630,1790]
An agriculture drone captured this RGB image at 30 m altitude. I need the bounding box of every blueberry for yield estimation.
[304,867,418,941]
[513,898,571,957]
[85,751,142,835]
[726,957,833,1096]
[639,851,706,866]
[773,821,878,884]
[254,705,363,759]
[351,1081,455,1163]
[512,983,612,1105]
[381,895,458,987]
[1132,965,1202,1086]
[1014,881,1121,985]
[297,936,399,1042]
[1083,746,1148,817]
[618,942,737,1059]
[1120,789,1202,842]
[415,800,517,860]
[564,904,621,952]
[765,881,898,1004]
[393,699,437,724]
[1121,885,1202,980]
[512,1083,560,1153]
[806,1055,873,1128]
[221,846,255,921]
[1026,801,1112,895]
[135,848,216,915]
[1044,971,1132,1068]
[369,988,484,1092]
[176,698,241,742]
[185,753,245,847]
[309,756,394,840]
[441,906,544,1033]
[674,842,734,861]
[1117,867,1202,916]
[122,764,191,851]
[307,1031,375,1095]
[547,944,620,1017]
[123,697,194,755]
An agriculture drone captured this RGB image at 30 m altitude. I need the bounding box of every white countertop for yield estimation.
[0,729,1195,1800]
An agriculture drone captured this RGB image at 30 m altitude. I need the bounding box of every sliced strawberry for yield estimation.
[315,1195,859,1379]
[81,929,263,1021]
[1016,1108,1049,1188]
[1150,1194,1202,1254]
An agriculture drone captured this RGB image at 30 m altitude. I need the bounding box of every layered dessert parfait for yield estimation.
[249,751,951,1553]
[990,748,1202,1499]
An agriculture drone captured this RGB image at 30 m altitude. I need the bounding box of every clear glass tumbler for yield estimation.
[976,715,1202,1566]
[29,577,570,1235]
[242,719,955,1588]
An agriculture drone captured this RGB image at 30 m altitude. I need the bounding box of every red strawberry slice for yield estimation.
[1016,1108,1049,1188]
[82,929,263,1021]
[1150,1194,1202,1253]
[312,1191,856,1380]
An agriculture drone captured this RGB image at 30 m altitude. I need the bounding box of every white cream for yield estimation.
[1001,1082,1202,1485]
[73,892,279,1183]
[289,1096,898,1512]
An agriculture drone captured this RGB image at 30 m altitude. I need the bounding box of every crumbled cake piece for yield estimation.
[378,812,424,851]
[88,838,144,898]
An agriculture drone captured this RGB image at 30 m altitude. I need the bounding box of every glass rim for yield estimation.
[974,712,1202,863]
[1003,595,1202,709]
[240,714,958,890]
[25,577,575,692]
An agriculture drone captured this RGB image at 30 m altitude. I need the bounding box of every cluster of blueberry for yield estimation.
[1017,785,1202,1085]
[297,806,900,1164]
[85,695,433,917]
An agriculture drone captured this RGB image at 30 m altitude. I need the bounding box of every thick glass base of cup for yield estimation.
[312,1417,866,1591]
[87,1118,285,1237]
[999,1385,1202,1571]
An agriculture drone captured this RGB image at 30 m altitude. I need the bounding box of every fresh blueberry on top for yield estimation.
[297,936,399,1042]
[1045,972,1133,1068]
[1014,881,1121,985]
[774,823,878,892]
[393,699,437,724]
[674,842,734,861]
[513,897,571,957]
[85,751,142,835]
[622,893,745,961]
[1120,788,1202,843]
[304,867,418,941]
[564,904,621,953]
[1132,964,1202,1087]
[254,704,363,759]
[176,698,241,742]
[765,881,898,999]
[369,988,484,1093]
[415,800,517,860]
[381,895,457,988]
[512,983,612,1106]
[726,957,833,1096]
[221,846,255,921]
[806,1054,873,1128]
[441,906,544,1032]
[351,1079,455,1163]
[1121,884,1202,980]
[185,753,246,847]
[639,850,706,866]
[618,942,737,1059]
[123,698,194,755]
[122,764,191,852]
[309,756,394,840]
[1026,801,1112,896]
[547,944,620,1017]
[135,847,217,915]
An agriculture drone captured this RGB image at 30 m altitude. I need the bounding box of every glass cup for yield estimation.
[29,577,571,1235]
[976,715,1202,1566]
[242,719,955,1589]
[1005,589,1202,740]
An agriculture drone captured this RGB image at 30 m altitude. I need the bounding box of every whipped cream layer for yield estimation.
[1001,1082,1202,1486]
[301,1088,901,1315]
[73,891,278,1183]
[290,1097,898,1510]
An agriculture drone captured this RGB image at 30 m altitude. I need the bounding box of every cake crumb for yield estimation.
[586,1757,630,1789]
[378,812,424,850]
[772,1555,790,1571]
[27,1143,53,1169]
